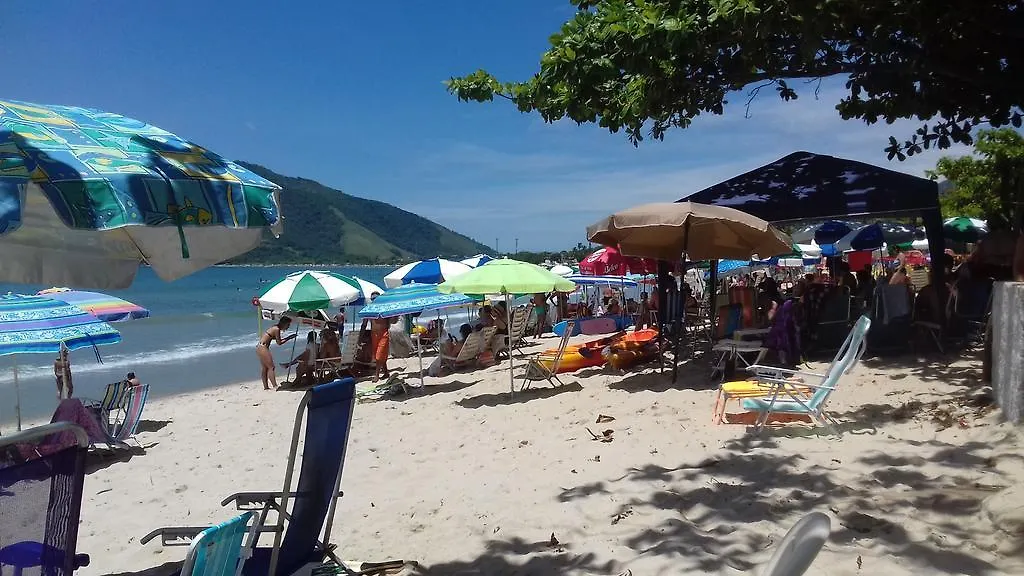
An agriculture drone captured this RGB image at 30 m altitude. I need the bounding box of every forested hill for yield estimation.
[230,162,491,265]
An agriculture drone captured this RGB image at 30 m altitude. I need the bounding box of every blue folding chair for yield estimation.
[0,422,91,576]
[143,378,357,576]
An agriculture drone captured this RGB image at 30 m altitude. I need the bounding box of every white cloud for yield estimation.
[402,79,972,250]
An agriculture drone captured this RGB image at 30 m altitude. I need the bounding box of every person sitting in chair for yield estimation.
[281,331,318,382]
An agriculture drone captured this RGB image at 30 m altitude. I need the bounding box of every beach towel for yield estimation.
[13,399,112,460]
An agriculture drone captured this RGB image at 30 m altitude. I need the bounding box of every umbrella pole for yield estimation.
[14,359,22,431]
[506,293,514,395]
[286,321,299,384]
[416,334,424,388]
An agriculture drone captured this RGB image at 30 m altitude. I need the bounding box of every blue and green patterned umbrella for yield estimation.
[0,99,282,289]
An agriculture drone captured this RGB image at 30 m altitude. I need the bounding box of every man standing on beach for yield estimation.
[334,307,346,340]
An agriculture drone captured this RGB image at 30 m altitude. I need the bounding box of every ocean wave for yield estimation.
[0,334,255,385]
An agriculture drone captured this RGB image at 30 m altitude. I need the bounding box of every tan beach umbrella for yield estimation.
[586,202,792,261]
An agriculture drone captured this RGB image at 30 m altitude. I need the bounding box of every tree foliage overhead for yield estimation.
[446,0,1023,158]
[928,128,1024,231]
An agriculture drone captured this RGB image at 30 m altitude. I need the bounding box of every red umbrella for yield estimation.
[902,250,928,267]
[579,246,657,275]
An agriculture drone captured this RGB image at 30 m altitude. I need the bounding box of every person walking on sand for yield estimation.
[54,345,72,399]
[257,317,296,390]
[371,316,394,382]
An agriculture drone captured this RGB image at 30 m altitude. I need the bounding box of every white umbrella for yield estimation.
[384,258,472,288]
[549,264,575,276]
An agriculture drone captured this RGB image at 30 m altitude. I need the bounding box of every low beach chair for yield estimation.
[734,315,871,433]
[83,380,128,431]
[441,329,486,371]
[520,320,576,390]
[143,378,360,576]
[0,422,91,575]
[111,384,149,444]
[164,511,258,576]
[506,303,534,357]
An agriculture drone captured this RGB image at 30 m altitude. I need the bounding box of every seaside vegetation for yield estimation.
[229,163,492,265]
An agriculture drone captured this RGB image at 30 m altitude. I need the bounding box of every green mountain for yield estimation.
[230,162,491,265]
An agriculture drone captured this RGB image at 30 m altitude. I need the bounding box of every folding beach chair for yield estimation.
[111,384,149,444]
[758,512,831,576]
[506,303,534,357]
[521,320,576,390]
[0,422,91,576]
[143,378,358,576]
[178,512,259,576]
[735,315,871,433]
[440,329,486,371]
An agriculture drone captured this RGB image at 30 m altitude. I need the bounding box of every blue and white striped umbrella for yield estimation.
[0,294,121,355]
[0,293,122,430]
[564,274,638,287]
[357,283,475,319]
[384,258,472,288]
[460,254,495,268]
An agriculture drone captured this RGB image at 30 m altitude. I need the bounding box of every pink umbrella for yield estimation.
[579,247,657,276]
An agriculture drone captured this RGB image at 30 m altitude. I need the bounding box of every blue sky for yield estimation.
[6,1,967,252]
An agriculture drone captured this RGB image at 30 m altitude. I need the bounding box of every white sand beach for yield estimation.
[77,337,1023,576]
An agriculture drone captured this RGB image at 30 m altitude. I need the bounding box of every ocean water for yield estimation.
[0,265,480,428]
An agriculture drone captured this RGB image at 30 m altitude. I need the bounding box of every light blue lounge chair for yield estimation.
[740,315,871,432]
[178,512,258,576]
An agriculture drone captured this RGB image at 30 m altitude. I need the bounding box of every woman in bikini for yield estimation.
[257,317,296,390]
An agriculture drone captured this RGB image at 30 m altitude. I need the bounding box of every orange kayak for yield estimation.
[537,330,659,373]
[608,329,660,370]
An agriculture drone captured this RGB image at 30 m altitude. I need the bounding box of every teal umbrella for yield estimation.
[0,99,282,289]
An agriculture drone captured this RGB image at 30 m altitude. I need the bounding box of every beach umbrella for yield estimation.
[579,246,656,276]
[0,99,282,290]
[258,271,366,314]
[564,274,639,287]
[0,293,121,430]
[944,217,988,244]
[587,202,792,261]
[794,243,822,258]
[440,259,575,394]
[357,283,475,319]
[707,260,753,278]
[37,287,150,322]
[813,221,854,245]
[384,258,472,288]
[344,276,385,306]
[549,264,576,276]
[460,254,495,268]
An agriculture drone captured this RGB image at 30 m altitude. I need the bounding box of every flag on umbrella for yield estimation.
[259,271,370,314]
[460,254,494,268]
[37,287,150,322]
[384,258,472,288]
[357,283,475,319]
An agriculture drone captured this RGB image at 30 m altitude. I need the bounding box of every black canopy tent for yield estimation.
[679,151,946,290]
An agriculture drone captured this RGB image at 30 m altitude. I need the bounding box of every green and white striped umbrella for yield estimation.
[259,271,380,313]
